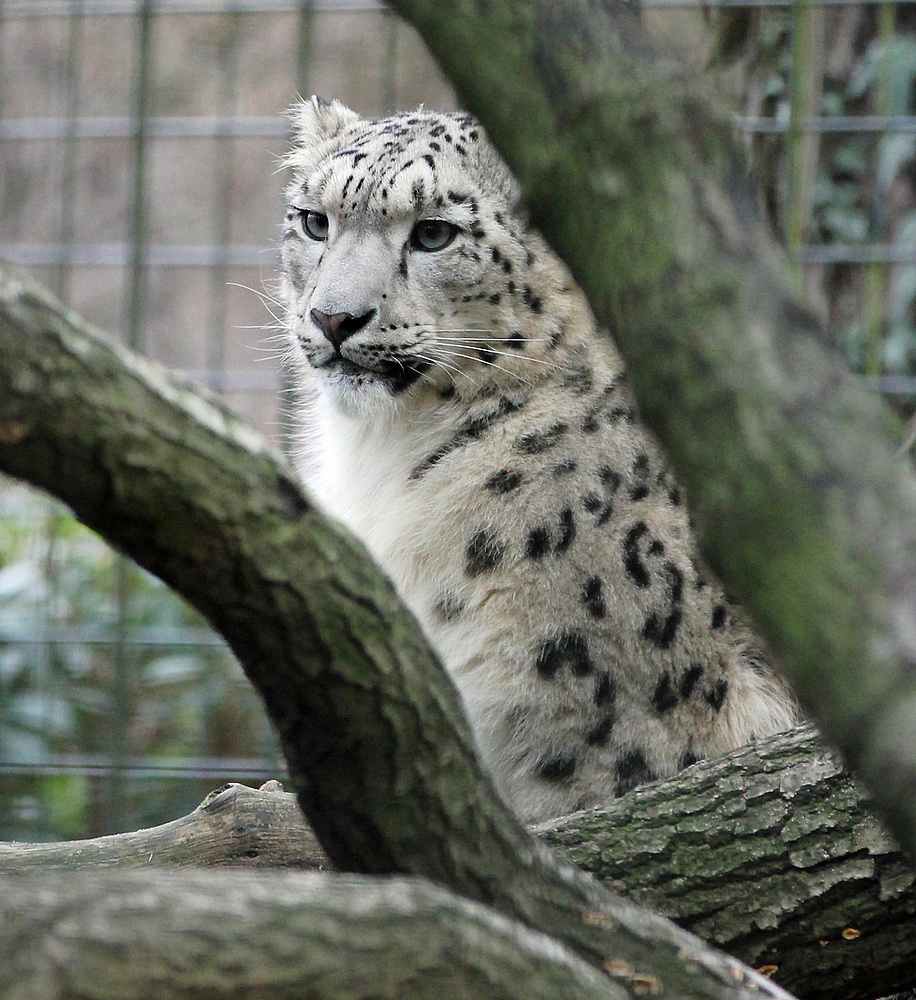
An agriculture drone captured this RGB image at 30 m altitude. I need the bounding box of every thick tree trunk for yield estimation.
[0,870,627,1000]
[0,268,789,1000]
[383,0,916,863]
[0,729,912,998]
[540,727,916,1000]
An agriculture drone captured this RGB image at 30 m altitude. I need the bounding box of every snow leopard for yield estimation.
[279,97,798,824]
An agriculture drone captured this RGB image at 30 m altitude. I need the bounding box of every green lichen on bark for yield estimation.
[540,727,916,998]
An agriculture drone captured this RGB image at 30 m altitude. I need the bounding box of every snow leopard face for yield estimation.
[280,98,554,412]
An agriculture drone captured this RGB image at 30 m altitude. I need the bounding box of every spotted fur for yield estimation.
[279,98,798,823]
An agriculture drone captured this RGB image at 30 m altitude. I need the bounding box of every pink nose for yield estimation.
[310,308,376,348]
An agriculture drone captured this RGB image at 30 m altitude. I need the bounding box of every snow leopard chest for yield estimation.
[304,347,673,680]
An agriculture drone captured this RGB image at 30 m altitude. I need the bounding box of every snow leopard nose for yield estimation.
[310,308,376,348]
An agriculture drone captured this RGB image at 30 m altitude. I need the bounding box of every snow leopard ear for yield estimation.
[286,96,360,169]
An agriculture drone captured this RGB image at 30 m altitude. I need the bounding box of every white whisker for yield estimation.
[227,281,285,309]
[227,281,287,325]
[434,335,552,343]
[411,363,449,389]
[429,347,535,387]
[434,343,560,372]
[432,345,527,369]
[418,351,483,388]
[413,352,464,382]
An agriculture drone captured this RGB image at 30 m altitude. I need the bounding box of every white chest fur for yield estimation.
[300,392,469,602]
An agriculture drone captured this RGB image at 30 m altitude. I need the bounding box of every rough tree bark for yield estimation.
[382,0,916,862]
[1,729,913,998]
[0,781,331,873]
[540,727,916,999]
[0,269,789,1000]
[0,870,628,1000]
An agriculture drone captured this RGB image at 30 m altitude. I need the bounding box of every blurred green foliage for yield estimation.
[714,11,916,386]
[0,480,278,841]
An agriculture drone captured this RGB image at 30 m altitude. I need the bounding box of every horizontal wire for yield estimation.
[0,243,275,266]
[0,115,290,139]
[7,114,916,141]
[0,755,279,779]
[0,625,229,646]
[799,245,916,265]
[0,0,903,14]
[0,0,383,17]
[644,0,916,6]
[4,241,913,268]
[741,114,916,135]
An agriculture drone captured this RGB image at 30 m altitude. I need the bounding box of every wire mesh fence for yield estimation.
[0,0,455,839]
[1,0,914,839]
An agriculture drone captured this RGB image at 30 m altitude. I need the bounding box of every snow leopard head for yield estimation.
[280,98,560,413]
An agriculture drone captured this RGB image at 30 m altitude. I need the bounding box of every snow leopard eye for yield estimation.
[410,219,458,252]
[299,210,329,242]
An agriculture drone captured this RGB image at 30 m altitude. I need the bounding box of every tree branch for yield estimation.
[1,727,911,997]
[0,870,628,1000]
[382,0,916,861]
[0,267,790,1000]
[541,727,916,1000]
[0,781,330,873]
